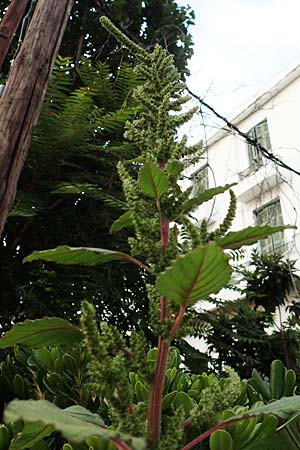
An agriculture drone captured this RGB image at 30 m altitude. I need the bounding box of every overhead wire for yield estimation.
[186,87,300,177]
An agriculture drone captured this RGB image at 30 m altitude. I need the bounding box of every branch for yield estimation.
[187,87,300,177]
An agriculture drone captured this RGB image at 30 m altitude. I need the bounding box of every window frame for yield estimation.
[255,199,284,254]
[191,163,209,197]
[247,119,271,168]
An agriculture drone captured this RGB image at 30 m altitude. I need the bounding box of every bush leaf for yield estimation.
[210,429,232,450]
[156,245,231,306]
[139,162,168,199]
[216,225,291,250]
[183,396,300,449]
[0,318,82,349]
[24,246,148,271]
[5,400,145,450]
[9,423,54,450]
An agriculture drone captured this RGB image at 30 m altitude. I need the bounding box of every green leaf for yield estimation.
[110,211,133,233]
[182,183,236,214]
[162,391,178,411]
[216,225,292,250]
[0,318,82,349]
[138,162,168,199]
[135,381,149,402]
[156,245,231,306]
[4,400,145,450]
[191,396,300,448]
[24,246,148,271]
[230,396,300,422]
[9,422,53,450]
[210,430,232,450]
[64,405,105,426]
[0,424,12,450]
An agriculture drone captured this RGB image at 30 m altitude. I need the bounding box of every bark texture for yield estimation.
[0,0,30,71]
[0,0,74,238]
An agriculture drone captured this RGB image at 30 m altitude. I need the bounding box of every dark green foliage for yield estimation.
[205,252,300,378]
[0,0,194,77]
[243,251,298,314]
[207,303,274,379]
[0,57,151,337]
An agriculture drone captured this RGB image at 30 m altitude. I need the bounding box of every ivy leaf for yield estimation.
[9,423,54,450]
[156,245,231,306]
[216,225,292,250]
[182,183,236,214]
[24,246,148,271]
[139,162,168,200]
[4,400,145,450]
[0,318,82,349]
[110,211,133,233]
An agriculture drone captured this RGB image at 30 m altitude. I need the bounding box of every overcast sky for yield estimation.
[178,0,300,124]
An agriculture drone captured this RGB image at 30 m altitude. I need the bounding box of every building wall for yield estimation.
[187,69,300,269]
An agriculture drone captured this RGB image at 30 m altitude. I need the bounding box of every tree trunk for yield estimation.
[0,0,74,238]
[0,0,30,71]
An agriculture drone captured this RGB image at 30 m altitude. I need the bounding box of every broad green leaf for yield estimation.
[138,162,168,199]
[9,422,53,450]
[182,183,236,214]
[210,430,232,450]
[156,245,231,306]
[162,391,178,411]
[135,381,149,402]
[5,400,145,450]
[173,392,195,416]
[0,424,11,449]
[228,396,300,422]
[216,225,292,250]
[64,405,105,426]
[0,318,82,349]
[110,211,133,233]
[24,246,148,271]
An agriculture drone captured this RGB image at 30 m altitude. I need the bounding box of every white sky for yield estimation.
[178,0,300,121]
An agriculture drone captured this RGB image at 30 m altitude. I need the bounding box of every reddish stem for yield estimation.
[160,211,169,253]
[111,437,132,450]
[180,416,255,450]
[147,161,171,448]
[169,300,188,341]
[147,337,170,448]
[160,296,168,323]
[124,255,151,271]
[179,417,191,429]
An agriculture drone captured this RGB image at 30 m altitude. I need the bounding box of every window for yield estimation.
[247,119,271,167]
[191,164,209,197]
[255,200,284,254]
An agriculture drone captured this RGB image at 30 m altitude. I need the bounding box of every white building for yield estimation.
[188,62,300,270]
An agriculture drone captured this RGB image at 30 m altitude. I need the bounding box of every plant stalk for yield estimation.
[147,337,170,448]
[147,203,170,448]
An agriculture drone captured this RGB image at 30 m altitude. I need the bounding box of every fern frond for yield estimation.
[51,182,128,210]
